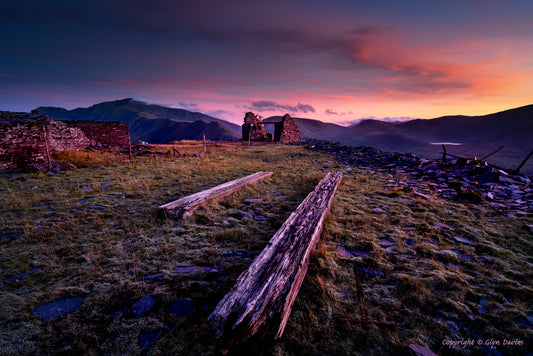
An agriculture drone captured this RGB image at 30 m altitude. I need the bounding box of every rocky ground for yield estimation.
[307,141,533,224]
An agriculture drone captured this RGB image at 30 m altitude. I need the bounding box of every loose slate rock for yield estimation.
[173,266,218,274]
[359,268,384,277]
[222,251,254,259]
[235,211,253,219]
[384,246,396,254]
[408,344,437,356]
[337,245,371,257]
[0,232,23,240]
[77,197,95,203]
[85,205,107,211]
[452,250,473,262]
[5,267,44,282]
[138,329,163,350]
[167,299,194,317]
[139,273,165,281]
[33,297,83,321]
[429,222,455,230]
[243,198,265,204]
[253,215,267,221]
[394,254,414,259]
[132,294,156,318]
[453,236,473,244]
[478,299,487,315]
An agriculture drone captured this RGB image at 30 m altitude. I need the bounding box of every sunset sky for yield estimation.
[1,0,532,124]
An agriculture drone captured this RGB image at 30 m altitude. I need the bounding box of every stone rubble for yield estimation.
[307,141,532,215]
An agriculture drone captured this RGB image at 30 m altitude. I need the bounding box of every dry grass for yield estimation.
[0,142,532,355]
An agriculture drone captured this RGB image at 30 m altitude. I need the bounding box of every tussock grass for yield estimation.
[0,142,532,355]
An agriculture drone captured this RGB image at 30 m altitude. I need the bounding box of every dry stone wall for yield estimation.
[65,121,130,147]
[0,114,48,170]
[275,114,302,143]
[0,111,130,170]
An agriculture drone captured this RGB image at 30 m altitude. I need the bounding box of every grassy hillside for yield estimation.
[1,143,531,355]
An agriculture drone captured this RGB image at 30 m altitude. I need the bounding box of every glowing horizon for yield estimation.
[1,0,532,125]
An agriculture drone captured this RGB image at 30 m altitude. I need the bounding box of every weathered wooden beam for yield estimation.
[208,172,342,345]
[159,171,273,219]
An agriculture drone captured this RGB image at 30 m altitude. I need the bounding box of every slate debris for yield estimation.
[173,266,218,274]
[359,268,384,277]
[138,329,163,350]
[408,344,438,356]
[478,299,487,315]
[453,236,473,244]
[337,245,371,257]
[235,211,253,219]
[139,273,165,281]
[307,141,532,215]
[222,251,254,259]
[5,266,44,282]
[131,294,156,318]
[167,299,194,317]
[33,297,84,321]
[0,232,23,240]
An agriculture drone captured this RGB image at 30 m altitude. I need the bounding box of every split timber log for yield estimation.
[159,171,273,219]
[208,172,343,345]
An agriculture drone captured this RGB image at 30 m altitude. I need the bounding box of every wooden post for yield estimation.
[480,146,504,161]
[128,131,133,163]
[203,133,207,154]
[208,172,343,345]
[441,144,447,164]
[159,171,273,219]
[42,124,53,170]
[515,148,533,173]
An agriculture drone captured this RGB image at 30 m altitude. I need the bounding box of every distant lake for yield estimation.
[430,142,463,146]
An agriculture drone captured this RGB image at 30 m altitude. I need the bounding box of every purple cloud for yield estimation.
[249,100,316,114]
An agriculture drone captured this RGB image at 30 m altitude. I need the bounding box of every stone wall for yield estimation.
[274,114,302,143]
[47,120,92,151]
[65,121,130,147]
[0,111,131,170]
[242,112,268,141]
[0,116,49,170]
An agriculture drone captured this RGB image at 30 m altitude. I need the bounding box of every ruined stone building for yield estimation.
[242,112,268,141]
[274,114,302,143]
[241,112,302,143]
[0,111,130,170]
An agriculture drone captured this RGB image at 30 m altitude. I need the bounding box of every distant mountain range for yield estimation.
[36,99,241,143]
[267,105,533,174]
[36,99,533,174]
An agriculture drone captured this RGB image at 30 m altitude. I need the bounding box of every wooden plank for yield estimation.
[208,172,342,345]
[159,171,273,219]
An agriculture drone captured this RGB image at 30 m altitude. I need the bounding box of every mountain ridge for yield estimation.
[36,99,241,143]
